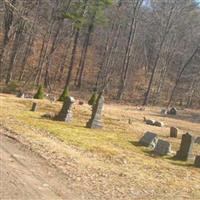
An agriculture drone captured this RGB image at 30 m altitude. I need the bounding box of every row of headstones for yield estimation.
[161,107,177,115]
[144,117,164,127]
[139,132,200,168]
[144,107,178,128]
[31,95,105,129]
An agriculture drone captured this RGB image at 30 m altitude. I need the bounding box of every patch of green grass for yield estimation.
[0,95,139,156]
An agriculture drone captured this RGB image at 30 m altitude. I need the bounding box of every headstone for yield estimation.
[194,156,200,168]
[154,121,164,127]
[49,96,56,103]
[170,127,178,138]
[175,133,194,161]
[195,137,200,144]
[153,139,171,156]
[128,119,133,125]
[168,107,177,115]
[145,119,155,126]
[31,102,37,112]
[139,132,158,148]
[17,91,25,98]
[86,93,104,129]
[55,96,75,122]
[161,109,168,115]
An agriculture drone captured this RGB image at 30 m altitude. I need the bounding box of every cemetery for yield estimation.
[0,92,199,199]
[0,0,200,198]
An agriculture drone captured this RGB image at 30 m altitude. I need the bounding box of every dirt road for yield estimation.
[0,133,78,200]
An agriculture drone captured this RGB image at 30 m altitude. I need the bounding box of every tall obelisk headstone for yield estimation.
[86,93,104,129]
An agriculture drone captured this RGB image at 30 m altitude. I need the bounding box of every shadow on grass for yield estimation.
[166,156,194,167]
[128,141,143,147]
[41,113,55,120]
[169,159,194,167]
[129,141,162,158]
[129,140,196,168]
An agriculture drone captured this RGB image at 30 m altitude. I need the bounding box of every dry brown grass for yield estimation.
[0,93,200,199]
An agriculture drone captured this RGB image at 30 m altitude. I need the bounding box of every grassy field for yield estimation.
[0,93,200,199]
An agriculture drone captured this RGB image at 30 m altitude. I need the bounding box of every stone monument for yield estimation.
[175,133,194,161]
[168,107,177,115]
[31,102,37,112]
[194,156,200,168]
[170,127,178,138]
[195,137,200,144]
[139,132,158,148]
[55,96,75,122]
[154,121,164,127]
[86,93,104,129]
[153,139,171,156]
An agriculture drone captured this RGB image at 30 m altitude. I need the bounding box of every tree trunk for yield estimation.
[116,0,143,100]
[167,46,199,107]
[64,30,79,90]
[75,1,98,88]
[6,21,25,84]
[143,5,174,105]
[0,0,16,80]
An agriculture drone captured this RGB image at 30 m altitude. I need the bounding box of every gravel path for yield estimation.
[0,133,78,200]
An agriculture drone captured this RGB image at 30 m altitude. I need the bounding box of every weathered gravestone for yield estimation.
[170,127,178,138]
[31,102,37,112]
[194,156,200,168]
[154,139,171,156]
[154,121,164,127]
[167,107,177,115]
[55,96,75,122]
[144,117,155,126]
[161,109,168,115]
[86,93,104,129]
[17,91,25,98]
[175,133,194,161]
[195,137,200,144]
[139,132,158,148]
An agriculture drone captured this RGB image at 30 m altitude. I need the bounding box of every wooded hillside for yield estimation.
[0,0,200,107]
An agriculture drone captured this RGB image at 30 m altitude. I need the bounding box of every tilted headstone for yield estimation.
[154,121,164,127]
[153,139,171,156]
[31,102,37,112]
[86,93,104,129]
[139,132,158,148]
[175,133,194,161]
[195,137,200,144]
[145,119,155,126]
[170,127,178,138]
[194,156,200,168]
[55,96,75,122]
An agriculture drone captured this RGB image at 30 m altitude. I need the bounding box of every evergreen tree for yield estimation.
[34,85,44,99]
[88,89,98,105]
[58,86,69,101]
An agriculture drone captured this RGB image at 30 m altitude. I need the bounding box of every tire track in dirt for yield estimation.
[0,133,78,200]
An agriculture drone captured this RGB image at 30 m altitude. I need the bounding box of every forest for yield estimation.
[0,0,200,107]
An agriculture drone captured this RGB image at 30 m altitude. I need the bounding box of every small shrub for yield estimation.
[2,81,20,94]
[34,85,44,99]
[58,87,69,101]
